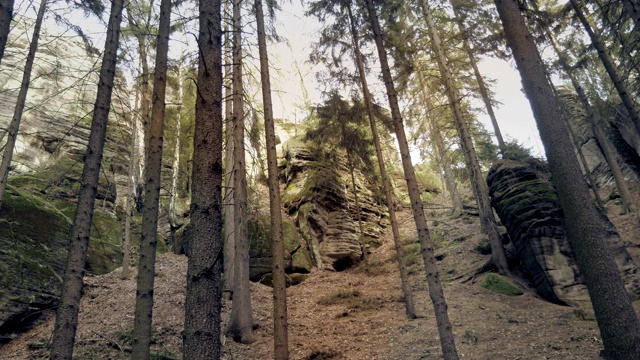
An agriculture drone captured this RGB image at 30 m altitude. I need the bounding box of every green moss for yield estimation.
[481,273,523,296]
[475,241,492,255]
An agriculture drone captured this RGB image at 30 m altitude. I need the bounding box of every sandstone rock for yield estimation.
[487,158,640,307]
[281,138,388,271]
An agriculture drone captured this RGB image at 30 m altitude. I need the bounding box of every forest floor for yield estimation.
[1,186,640,359]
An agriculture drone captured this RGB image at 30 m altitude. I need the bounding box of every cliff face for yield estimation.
[0,17,132,343]
[280,138,388,271]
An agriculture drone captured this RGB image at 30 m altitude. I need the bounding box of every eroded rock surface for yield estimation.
[487,158,640,307]
[280,139,388,271]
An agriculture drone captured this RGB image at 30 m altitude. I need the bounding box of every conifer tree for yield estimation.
[364,0,459,358]
[131,0,171,357]
[493,1,640,358]
[0,0,13,65]
[50,1,125,358]
[183,0,224,357]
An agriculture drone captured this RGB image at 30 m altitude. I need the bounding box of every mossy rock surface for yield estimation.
[248,216,312,282]
[0,185,70,342]
[481,273,523,296]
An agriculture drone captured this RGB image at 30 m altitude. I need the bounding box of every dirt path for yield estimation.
[2,206,637,359]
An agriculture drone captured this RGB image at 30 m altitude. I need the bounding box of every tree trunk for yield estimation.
[346,1,416,319]
[182,0,224,357]
[416,70,463,215]
[421,0,510,276]
[569,0,640,137]
[169,51,185,237]
[131,0,171,358]
[255,0,289,357]
[0,0,47,211]
[542,20,634,213]
[122,87,138,279]
[225,0,255,344]
[223,0,235,296]
[126,2,152,206]
[0,0,13,66]
[450,0,506,155]
[49,1,124,358]
[364,0,459,357]
[493,1,640,358]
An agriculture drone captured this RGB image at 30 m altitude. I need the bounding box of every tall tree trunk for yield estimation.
[169,53,184,238]
[569,0,640,136]
[131,0,171,358]
[450,0,506,155]
[225,0,255,344]
[416,70,463,215]
[364,0,459,357]
[421,0,510,276]
[49,1,124,358]
[126,2,153,205]
[122,88,139,279]
[183,0,224,357]
[493,1,640,358]
[541,19,635,213]
[0,0,13,66]
[223,0,235,296]
[0,0,47,211]
[255,0,289,357]
[346,2,416,319]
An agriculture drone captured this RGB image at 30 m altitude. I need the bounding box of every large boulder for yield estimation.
[281,139,388,271]
[487,158,640,307]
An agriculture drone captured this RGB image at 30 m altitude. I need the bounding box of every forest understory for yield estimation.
[1,185,639,360]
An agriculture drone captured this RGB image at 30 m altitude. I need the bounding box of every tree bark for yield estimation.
[450,0,506,155]
[169,51,185,237]
[364,0,459,357]
[0,0,13,66]
[49,1,124,358]
[131,0,171,358]
[183,0,224,357]
[223,0,236,295]
[255,0,289,357]
[225,0,255,344]
[0,0,47,211]
[416,70,464,215]
[493,1,640,358]
[421,0,510,276]
[569,0,640,137]
[542,19,634,213]
[346,1,416,319]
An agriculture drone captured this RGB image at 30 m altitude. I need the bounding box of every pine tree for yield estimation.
[493,1,640,358]
[225,0,255,344]
[183,0,224,357]
[49,1,125,358]
[346,0,416,319]
[0,0,13,65]
[0,0,48,211]
[131,0,171,357]
[255,0,289,356]
[364,0,459,358]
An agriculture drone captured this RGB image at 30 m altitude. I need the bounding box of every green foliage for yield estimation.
[481,273,523,296]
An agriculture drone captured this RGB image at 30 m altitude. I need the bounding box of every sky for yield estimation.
[268,1,547,159]
[29,0,546,160]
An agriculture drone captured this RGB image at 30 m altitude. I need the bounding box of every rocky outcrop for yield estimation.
[0,18,132,343]
[280,138,388,271]
[487,158,640,307]
[558,91,640,186]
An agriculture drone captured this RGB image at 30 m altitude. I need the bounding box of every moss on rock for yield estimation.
[481,273,523,296]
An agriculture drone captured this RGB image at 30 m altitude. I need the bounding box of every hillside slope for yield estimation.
[1,192,638,359]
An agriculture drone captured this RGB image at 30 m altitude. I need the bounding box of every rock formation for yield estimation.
[0,17,132,343]
[487,158,640,308]
[280,138,388,271]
